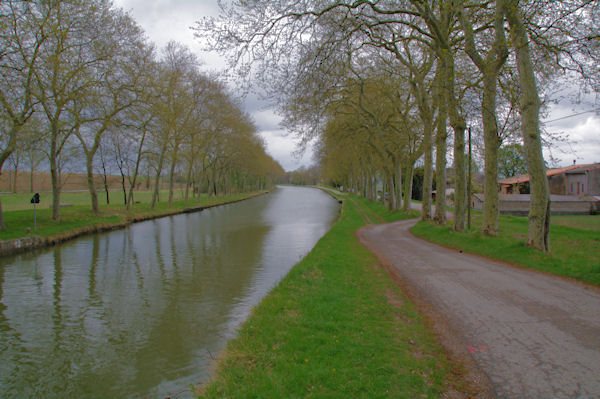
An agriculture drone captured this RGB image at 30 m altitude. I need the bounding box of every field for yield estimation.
[0,170,138,194]
[0,188,189,211]
[0,189,260,241]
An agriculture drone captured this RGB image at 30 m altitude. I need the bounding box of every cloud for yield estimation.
[544,116,600,165]
[112,0,314,171]
[259,130,313,171]
[252,109,283,132]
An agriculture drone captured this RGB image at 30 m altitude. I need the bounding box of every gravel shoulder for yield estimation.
[357,219,600,399]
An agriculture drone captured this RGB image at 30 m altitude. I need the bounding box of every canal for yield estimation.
[0,186,340,398]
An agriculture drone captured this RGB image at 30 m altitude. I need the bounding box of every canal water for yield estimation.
[0,186,340,398]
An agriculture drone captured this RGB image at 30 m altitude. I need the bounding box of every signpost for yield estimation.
[31,193,40,232]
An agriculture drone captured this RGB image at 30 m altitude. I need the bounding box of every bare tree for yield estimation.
[0,0,49,227]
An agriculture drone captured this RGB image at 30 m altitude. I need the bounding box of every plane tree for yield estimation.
[71,6,149,214]
[0,0,50,227]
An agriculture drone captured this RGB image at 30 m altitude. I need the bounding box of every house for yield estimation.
[498,162,600,196]
[475,162,600,215]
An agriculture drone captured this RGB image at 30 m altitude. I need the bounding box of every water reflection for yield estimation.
[0,186,339,398]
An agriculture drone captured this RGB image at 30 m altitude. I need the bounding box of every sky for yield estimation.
[113,0,313,172]
[112,0,600,170]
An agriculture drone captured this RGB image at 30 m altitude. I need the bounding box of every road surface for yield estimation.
[357,219,600,399]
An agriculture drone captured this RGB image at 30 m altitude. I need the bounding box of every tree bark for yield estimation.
[386,168,394,211]
[505,0,550,251]
[30,158,35,193]
[459,0,508,236]
[151,146,167,209]
[12,157,19,193]
[481,72,501,235]
[50,152,61,222]
[402,162,414,213]
[422,124,433,220]
[167,147,179,206]
[441,51,467,232]
[184,160,194,204]
[395,164,402,210]
[434,64,448,225]
[126,128,147,210]
[85,154,99,215]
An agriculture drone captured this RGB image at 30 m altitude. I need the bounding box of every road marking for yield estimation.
[467,345,488,354]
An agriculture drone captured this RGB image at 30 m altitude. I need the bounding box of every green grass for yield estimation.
[198,194,462,398]
[0,190,264,241]
[552,214,600,231]
[411,212,600,286]
[0,188,207,211]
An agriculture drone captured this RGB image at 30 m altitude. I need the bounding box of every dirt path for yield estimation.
[357,219,600,399]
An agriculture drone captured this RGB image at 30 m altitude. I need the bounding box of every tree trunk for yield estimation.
[505,1,550,251]
[0,198,5,230]
[482,72,501,235]
[442,52,467,232]
[126,128,148,210]
[167,149,179,206]
[151,147,167,209]
[12,157,19,193]
[387,169,394,211]
[99,151,110,205]
[459,0,508,235]
[434,80,448,225]
[50,155,61,222]
[30,160,34,193]
[395,164,402,209]
[422,123,433,220]
[184,160,194,204]
[402,162,415,213]
[85,154,99,215]
[120,172,127,206]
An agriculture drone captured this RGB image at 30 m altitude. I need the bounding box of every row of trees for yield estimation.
[0,0,284,228]
[197,0,599,251]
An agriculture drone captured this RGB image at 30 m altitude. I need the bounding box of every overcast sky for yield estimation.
[113,0,600,170]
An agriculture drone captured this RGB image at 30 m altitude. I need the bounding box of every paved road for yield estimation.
[357,219,600,399]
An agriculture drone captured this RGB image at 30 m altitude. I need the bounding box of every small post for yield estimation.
[467,127,472,231]
[30,193,40,232]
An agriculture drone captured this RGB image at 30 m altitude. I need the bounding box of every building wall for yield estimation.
[566,173,587,195]
[548,174,567,195]
[472,194,598,214]
[498,200,595,215]
[588,169,600,196]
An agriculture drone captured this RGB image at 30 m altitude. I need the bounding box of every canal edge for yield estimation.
[0,190,271,258]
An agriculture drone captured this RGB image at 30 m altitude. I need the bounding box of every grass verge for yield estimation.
[198,194,464,398]
[0,191,265,242]
[411,213,600,287]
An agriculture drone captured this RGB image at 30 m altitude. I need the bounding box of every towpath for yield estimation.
[357,219,600,399]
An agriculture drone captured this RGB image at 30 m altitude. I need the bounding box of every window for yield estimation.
[582,183,585,193]
[571,183,575,193]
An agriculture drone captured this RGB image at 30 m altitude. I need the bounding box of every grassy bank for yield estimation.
[411,213,600,286]
[0,190,265,242]
[198,194,467,398]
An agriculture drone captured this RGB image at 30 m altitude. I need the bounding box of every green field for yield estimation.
[0,189,193,211]
[0,190,263,241]
[412,212,600,286]
[198,193,472,398]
